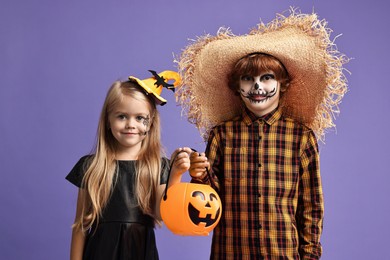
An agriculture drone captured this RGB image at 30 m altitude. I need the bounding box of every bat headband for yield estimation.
[175,8,349,141]
[129,70,181,106]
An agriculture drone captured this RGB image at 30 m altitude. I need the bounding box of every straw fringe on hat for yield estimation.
[175,8,349,142]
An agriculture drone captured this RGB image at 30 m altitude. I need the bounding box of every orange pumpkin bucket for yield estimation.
[160,149,222,236]
[160,182,222,236]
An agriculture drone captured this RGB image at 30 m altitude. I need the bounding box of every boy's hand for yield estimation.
[189,151,210,178]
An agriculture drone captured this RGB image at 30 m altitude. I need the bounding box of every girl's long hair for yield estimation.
[73,80,163,232]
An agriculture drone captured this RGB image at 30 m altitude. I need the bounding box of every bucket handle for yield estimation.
[162,148,216,201]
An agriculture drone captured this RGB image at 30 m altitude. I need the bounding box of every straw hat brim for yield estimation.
[175,9,349,141]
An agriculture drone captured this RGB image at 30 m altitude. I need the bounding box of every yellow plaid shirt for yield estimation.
[194,107,323,260]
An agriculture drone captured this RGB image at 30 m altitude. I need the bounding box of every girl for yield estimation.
[66,75,191,260]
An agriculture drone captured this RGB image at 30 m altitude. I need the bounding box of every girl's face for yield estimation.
[108,95,151,159]
[239,71,280,117]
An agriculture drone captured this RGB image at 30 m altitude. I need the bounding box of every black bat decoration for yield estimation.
[148,70,175,92]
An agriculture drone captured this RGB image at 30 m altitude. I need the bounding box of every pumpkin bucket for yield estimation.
[160,182,222,236]
[160,149,222,236]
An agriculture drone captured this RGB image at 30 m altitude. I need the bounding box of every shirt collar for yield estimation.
[242,106,282,126]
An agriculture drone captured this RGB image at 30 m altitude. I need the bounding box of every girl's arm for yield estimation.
[155,147,191,220]
[70,189,86,260]
[167,147,192,187]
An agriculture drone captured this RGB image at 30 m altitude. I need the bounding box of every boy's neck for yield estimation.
[245,106,279,119]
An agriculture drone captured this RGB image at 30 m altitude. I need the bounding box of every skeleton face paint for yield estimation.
[239,72,281,117]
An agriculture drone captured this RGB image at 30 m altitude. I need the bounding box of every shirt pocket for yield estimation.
[271,157,300,193]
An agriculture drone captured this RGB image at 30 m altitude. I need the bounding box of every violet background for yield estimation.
[1,0,389,259]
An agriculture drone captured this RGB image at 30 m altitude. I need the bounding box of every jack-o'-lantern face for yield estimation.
[160,183,222,236]
[189,191,221,227]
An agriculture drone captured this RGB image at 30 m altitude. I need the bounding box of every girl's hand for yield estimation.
[170,147,192,176]
[189,151,210,179]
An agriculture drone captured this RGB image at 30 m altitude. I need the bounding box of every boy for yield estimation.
[176,10,348,260]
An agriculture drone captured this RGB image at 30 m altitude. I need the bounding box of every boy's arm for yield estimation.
[189,129,221,191]
[297,131,324,260]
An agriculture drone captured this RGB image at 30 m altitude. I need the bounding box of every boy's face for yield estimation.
[239,71,280,117]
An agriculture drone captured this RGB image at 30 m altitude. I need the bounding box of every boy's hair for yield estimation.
[74,80,164,232]
[228,53,290,94]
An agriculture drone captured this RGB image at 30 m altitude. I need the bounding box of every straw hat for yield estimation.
[129,70,181,106]
[175,8,349,141]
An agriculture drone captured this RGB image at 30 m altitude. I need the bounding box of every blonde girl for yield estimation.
[67,77,190,260]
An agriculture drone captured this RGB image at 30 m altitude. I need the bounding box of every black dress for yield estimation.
[66,156,169,260]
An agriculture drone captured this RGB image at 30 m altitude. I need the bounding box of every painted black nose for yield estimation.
[254,83,260,90]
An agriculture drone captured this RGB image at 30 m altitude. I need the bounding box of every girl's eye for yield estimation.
[261,74,275,81]
[137,116,150,127]
[241,75,253,81]
[118,114,127,120]
[136,115,147,121]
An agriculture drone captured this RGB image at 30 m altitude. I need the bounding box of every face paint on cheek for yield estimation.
[240,88,250,99]
[140,117,150,136]
[143,117,150,128]
[266,86,277,98]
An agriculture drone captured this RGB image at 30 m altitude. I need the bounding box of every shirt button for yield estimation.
[258,163,262,167]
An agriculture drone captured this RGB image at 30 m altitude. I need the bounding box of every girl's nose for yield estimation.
[125,119,135,129]
[254,83,260,90]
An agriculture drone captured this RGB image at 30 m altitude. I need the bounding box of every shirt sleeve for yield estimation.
[65,155,92,188]
[297,131,324,259]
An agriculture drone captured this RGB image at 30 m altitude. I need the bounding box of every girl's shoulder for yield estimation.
[65,155,94,188]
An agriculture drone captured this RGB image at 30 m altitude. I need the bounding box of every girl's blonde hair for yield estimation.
[73,80,164,232]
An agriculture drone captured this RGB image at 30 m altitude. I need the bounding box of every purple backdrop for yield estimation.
[1,0,389,259]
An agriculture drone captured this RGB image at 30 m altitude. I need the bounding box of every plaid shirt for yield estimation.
[194,107,323,260]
